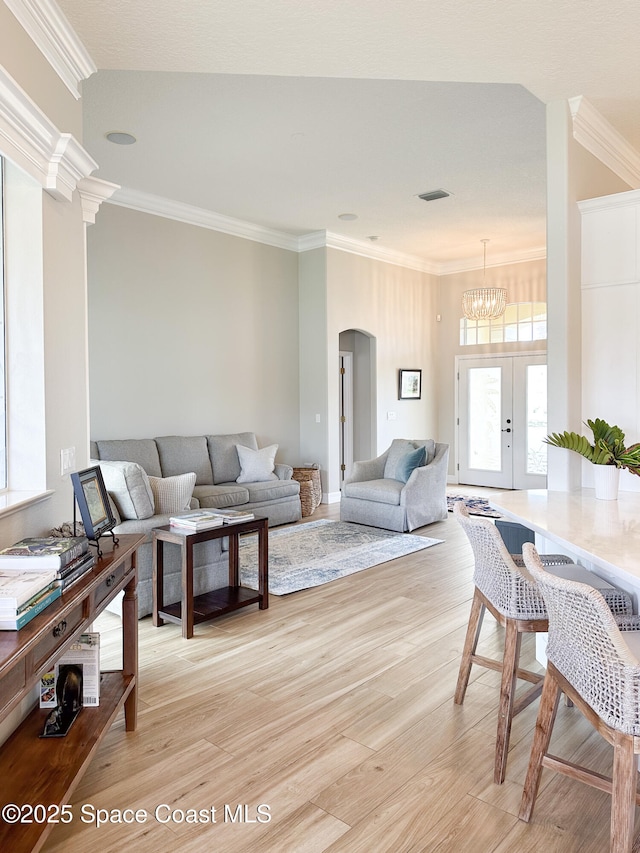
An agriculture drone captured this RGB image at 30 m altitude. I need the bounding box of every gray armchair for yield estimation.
[340,439,449,532]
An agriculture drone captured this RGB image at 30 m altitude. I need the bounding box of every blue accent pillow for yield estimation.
[396,445,426,483]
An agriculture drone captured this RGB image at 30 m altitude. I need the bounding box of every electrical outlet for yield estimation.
[60,446,76,476]
[387,411,396,420]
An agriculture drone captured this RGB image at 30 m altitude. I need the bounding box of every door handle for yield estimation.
[501,428,511,433]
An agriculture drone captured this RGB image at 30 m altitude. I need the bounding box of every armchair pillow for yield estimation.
[396,445,427,483]
[236,444,278,483]
[148,472,197,514]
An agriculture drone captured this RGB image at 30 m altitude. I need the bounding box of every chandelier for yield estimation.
[462,240,507,321]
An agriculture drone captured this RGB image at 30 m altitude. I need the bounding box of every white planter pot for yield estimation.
[593,464,620,500]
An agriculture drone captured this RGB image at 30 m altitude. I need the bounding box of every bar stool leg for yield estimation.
[495,619,522,784]
[610,731,637,853]
[519,671,561,821]
[455,589,485,705]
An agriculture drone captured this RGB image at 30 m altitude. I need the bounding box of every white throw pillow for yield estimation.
[148,472,197,514]
[94,459,154,520]
[236,444,278,483]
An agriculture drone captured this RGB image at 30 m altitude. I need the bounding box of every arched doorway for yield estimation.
[338,329,377,486]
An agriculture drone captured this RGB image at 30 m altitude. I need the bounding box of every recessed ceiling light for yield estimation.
[367,236,380,241]
[338,213,358,221]
[106,131,137,145]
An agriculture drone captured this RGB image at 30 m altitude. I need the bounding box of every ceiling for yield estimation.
[55,0,640,271]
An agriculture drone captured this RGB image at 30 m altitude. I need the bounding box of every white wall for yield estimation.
[87,204,301,461]
[580,189,640,492]
[545,100,632,490]
[323,249,438,497]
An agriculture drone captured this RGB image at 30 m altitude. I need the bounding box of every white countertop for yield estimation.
[489,489,640,587]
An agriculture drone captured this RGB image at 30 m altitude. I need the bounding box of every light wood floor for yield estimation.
[42,500,631,852]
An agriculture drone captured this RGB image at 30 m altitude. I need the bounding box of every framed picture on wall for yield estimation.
[398,369,422,400]
[71,466,116,540]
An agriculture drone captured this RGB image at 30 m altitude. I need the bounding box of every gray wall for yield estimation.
[87,204,301,462]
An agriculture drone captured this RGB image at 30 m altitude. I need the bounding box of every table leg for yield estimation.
[229,531,239,586]
[182,539,194,639]
[122,570,138,731]
[258,519,269,609]
[152,535,164,627]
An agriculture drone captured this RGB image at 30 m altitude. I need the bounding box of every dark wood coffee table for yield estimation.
[152,515,268,638]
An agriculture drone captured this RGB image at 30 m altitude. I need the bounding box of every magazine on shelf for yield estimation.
[0,536,89,570]
[169,510,225,531]
[0,584,62,630]
[40,632,100,708]
[205,508,255,524]
[0,568,58,611]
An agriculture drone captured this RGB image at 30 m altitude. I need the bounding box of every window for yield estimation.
[460,302,547,346]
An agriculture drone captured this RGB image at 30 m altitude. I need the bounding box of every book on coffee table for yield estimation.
[169,510,225,531]
[205,509,255,524]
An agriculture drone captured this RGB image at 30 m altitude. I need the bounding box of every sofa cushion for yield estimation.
[96,460,155,520]
[396,445,426,483]
[95,439,162,478]
[155,435,213,484]
[207,433,258,484]
[236,443,278,483]
[241,479,301,503]
[193,483,250,509]
[148,472,197,514]
[343,478,403,505]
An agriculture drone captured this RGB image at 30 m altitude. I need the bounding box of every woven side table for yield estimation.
[292,467,322,517]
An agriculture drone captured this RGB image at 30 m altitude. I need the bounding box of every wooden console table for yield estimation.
[152,516,269,639]
[0,533,143,853]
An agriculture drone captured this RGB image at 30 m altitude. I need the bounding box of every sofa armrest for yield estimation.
[275,463,293,480]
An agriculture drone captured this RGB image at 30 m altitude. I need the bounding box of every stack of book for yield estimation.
[207,508,255,524]
[0,537,96,629]
[169,508,255,530]
[169,510,225,531]
[0,569,61,631]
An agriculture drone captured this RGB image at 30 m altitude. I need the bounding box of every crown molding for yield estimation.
[312,231,439,274]
[438,246,547,276]
[578,187,640,213]
[108,187,301,251]
[77,175,120,224]
[569,96,640,189]
[0,63,97,200]
[4,0,96,99]
[109,187,546,273]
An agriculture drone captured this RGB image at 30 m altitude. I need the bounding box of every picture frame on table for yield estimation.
[398,369,422,400]
[71,466,116,541]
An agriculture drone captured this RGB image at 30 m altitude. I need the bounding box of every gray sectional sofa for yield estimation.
[90,432,301,618]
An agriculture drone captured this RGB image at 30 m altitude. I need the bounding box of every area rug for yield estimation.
[239,518,443,595]
[447,494,501,518]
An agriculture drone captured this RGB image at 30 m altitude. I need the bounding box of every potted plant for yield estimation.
[544,418,640,499]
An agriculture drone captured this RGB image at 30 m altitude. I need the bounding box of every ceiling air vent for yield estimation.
[418,189,450,202]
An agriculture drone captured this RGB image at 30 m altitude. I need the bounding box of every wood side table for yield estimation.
[152,516,269,639]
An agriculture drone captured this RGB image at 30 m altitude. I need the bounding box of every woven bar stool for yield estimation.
[519,543,640,853]
[453,503,633,784]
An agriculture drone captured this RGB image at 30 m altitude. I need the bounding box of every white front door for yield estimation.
[457,354,547,490]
